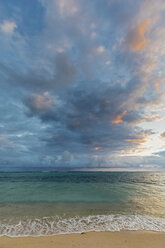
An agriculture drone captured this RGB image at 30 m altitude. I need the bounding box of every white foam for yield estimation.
[0,215,165,237]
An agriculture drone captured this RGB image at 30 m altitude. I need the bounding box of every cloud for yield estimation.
[61,150,71,161]
[23,80,154,158]
[0,51,77,92]
[156,151,165,157]
[57,0,78,17]
[125,19,151,52]
[54,52,77,89]
[0,135,15,147]
[111,110,127,124]
[0,0,165,170]
[24,92,54,113]
[0,20,17,34]
[95,45,105,54]
[161,132,165,138]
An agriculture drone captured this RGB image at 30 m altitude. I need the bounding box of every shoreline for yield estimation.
[0,231,165,248]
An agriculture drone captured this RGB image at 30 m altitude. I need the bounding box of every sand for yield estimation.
[0,231,165,248]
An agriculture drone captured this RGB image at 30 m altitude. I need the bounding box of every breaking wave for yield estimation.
[0,214,165,237]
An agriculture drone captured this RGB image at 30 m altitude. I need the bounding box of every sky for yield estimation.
[0,0,165,171]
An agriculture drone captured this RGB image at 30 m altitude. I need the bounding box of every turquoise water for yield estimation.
[0,171,165,236]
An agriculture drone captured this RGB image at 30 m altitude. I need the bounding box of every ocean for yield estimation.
[0,171,165,236]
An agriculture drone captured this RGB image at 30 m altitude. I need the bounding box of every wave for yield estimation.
[0,214,165,237]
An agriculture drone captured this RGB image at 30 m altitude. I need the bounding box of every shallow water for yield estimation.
[0,171,165,236]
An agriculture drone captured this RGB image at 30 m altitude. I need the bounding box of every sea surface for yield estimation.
[0,171,165,236]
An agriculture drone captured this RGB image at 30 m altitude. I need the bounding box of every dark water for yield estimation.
[0,171,165,236]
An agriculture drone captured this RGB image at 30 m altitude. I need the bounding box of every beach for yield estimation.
[0,231,165,248]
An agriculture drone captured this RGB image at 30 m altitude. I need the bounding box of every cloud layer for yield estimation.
[0,0,165,171]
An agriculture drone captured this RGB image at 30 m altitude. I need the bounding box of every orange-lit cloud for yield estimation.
[124,133,152,145]
[111,110,127,124]
[92,147,101,150]
[126,19,151,52]
[125,138,139,143]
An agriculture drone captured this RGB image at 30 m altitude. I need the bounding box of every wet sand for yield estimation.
[0,231,165,248]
